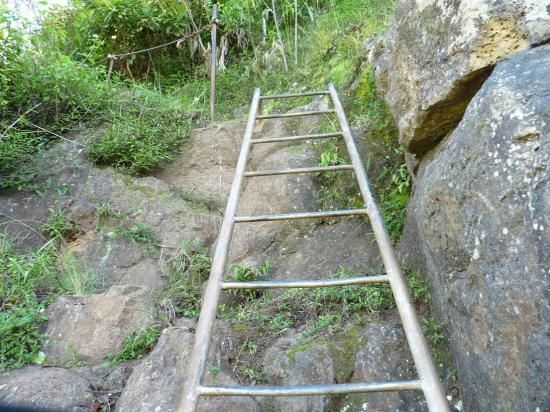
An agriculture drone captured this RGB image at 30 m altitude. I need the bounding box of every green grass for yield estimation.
[230,261,271,301]
[159,240,212,319]
[115,223,159,244]
[219,266,428,384]
[0,232,97,372]
[105,325,160,365]
[221,268,397,340]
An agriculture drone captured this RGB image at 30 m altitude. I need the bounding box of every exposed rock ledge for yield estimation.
[371,0,550,156]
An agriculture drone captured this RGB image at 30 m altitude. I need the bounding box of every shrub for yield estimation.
[0,297,48,372]
[87,86,189,175]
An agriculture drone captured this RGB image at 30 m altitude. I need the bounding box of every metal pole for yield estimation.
[177,88,261,412]
[210,4,218,122]
[327,83,450,412]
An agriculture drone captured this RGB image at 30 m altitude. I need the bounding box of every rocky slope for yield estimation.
[0,99,442,410]
[372,1,549,410]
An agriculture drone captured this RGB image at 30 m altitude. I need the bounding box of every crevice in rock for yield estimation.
[409,64,495,157]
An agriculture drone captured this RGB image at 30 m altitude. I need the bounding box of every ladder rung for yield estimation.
[234,208,368,223]
[256,110,335,120]
[221,274,388,290]
[259,91,329,100]
[244,164,354,177]
[198,380,423,397]
[251,132,343,144]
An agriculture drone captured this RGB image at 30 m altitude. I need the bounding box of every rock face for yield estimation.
[371,0,550,155]
[0,366,94,411]
[262,332,334,411]
[115,319,258,412]
[44,285,157,365]
[342,322,425,411]
[400,46,549,411]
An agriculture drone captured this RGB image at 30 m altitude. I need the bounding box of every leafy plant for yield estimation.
[116,223,158,244]
[106,325,160,365]
[159,240,212,319]
[88,112,188,175]
[0,297,48,372]
[231,260,271,301]
[0,234,56,371]
[377,153,411,243]
[41,206,79,240]
[406,269,430,305]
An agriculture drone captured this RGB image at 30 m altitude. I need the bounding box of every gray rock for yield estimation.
[115,319,257,412]
[339,322,426,412]
[0,366,94,411]
[154,120,244,204]
[262,331,334,412]
[371,0,550,155]
[44,285,157,366]
[400,46,550,411]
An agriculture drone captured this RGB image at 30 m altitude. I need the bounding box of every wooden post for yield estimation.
[294,0,298,66]
[106,56,115,84]
[210,4,218,122]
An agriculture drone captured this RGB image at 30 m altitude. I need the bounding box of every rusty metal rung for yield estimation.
[234,208,368,223]
[244,164,354,177]
[251,132,343,144]
[221,274,388,290]
[259,91,329,100]
[198,380,423,396]
[256,110,334,120]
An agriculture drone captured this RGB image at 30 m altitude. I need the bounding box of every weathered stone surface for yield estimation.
[338,321,426,411]
[0,366,94,411]
[400,46,550,411]
[155,120,244,203]
[44,285,157,366]
[262,331,334,411]
[371,0,550,155]
[115,319,258,412]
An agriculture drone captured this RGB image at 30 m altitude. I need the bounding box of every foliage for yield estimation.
[106,325,160,365]
[41,206,80,240]
[406,269,430,305]
[222,269,396,339]
[0,231,99,371]
[0,296,48,372]
[57,252,97,296]
[40,0,330,79]
[116,223,158,244]
[87,86,189,175]
[377,150,411,243]
[159,240,211,319]
[230,260,270,301]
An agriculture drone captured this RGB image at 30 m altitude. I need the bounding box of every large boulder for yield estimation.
[400,46,550,411]
[0,366,94,411]
[371,0,550,155]
[44,285,157,366]
[115,318,258,412]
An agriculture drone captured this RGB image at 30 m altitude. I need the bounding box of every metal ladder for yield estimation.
[177,84,450,412]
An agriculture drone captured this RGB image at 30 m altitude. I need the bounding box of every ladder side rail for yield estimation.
[177,88,262,412]
[327,83,450,412]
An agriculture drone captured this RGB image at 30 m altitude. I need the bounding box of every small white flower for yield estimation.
[111,35,117,39]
